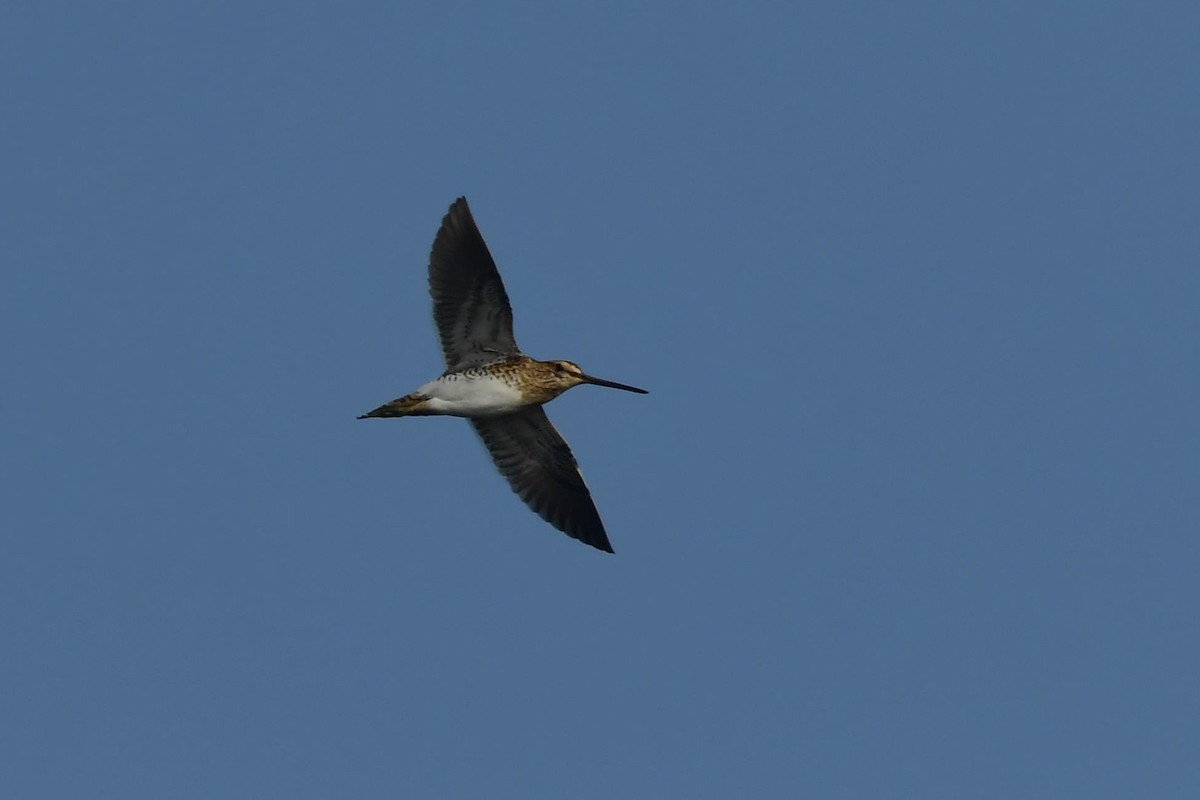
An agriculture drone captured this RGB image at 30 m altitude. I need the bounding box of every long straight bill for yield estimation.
[581,374,648,394]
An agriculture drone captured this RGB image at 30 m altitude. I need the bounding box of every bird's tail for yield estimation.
[357,392,430,419]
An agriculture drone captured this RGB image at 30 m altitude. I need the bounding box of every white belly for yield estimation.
[417,374,526,417]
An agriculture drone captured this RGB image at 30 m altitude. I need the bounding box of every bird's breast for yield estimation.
[416,373,529,417]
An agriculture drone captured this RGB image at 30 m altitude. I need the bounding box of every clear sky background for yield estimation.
[3,2,1197,798]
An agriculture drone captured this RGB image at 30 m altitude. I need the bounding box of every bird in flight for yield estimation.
[360,197,647,553]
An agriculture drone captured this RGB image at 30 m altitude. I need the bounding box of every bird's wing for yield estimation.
[471,407,614,553]
[428,197,521,371]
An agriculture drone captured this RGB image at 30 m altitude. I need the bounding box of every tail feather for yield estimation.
[358,393,430,419]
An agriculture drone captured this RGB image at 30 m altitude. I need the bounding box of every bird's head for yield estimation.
[535,359,648,399]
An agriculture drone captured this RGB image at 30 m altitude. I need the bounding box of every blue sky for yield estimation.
[3,2,1198,797]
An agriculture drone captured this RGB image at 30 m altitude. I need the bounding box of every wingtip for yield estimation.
[437,196,478,243]
[586,534,616,554]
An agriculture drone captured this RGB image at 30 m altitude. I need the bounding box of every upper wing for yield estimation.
[428,197,521,370]
[471,408,614,553]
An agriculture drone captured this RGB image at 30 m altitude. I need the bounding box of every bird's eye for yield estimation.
[554,363,565,372]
